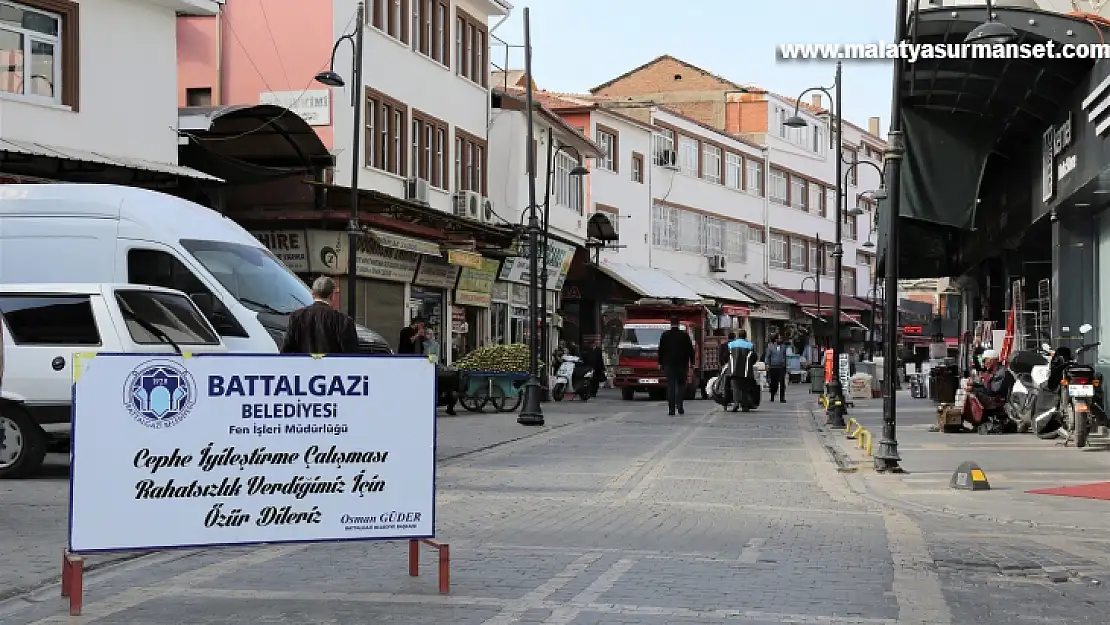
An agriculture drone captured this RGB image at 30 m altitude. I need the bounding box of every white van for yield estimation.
[0,184,390,353]
[0,283,230,477]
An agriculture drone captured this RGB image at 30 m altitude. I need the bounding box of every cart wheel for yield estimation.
[489,384,515,412]
[460,388,490,412]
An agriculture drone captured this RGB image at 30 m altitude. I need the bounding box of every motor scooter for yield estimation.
[1006,347,1052,433]
[552,355,593,402]
[1038,323,1106,447]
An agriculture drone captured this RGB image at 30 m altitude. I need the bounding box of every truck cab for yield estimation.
[614,301,708,401]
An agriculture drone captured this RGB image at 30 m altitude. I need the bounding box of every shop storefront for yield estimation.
[454,257,500,358]
[410,254,460,363]
[497,239,576,358]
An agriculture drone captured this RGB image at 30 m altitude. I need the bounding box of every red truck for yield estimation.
[612,300,725,401]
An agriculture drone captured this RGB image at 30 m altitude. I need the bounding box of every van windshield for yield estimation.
[181,239,311,315]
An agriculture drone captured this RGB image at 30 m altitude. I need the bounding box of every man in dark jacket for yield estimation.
[281,276,360,354]
[398,318,425,354]
[584,340,606,397]
[763,334,788,403]
[726,330,757,411]
[718,332,735,373]
[657,316,694,416]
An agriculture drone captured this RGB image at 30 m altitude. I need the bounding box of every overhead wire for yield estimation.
[257,0,292,89]
[180,9,359,144]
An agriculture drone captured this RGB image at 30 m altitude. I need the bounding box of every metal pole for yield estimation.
[539,128,554,399]
[517,7,544,425]
[815,234,821,318]
[869,272,879,360]
[875,0,908,472]
[827,61,847,428]
[346,1,364,320]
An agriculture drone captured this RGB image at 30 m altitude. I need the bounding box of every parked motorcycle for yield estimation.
[552,355,593,402]
[1029,324,1106,446]
[1006,347,1052,433]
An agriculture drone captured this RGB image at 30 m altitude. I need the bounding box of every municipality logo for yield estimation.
[123,360,196,429]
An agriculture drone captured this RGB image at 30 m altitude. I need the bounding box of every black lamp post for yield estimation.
[315,1,364,320]
[965,0,1017,45]
[517,7,545,426]
[538,135,588,396]
[784,61,850,427]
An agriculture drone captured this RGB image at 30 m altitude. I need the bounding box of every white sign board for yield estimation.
[259,90,331,126]
[252,230,309,272]
[838,353,851,389]
[69,354,435,553]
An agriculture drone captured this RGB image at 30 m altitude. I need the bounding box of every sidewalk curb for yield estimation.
[804,402,1110,535]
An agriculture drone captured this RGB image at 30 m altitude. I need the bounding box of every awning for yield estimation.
[664,271,755,304]
[0,138,221,182]
[596,261,702,300]
[369,228,441,256]
[802,308,866,328]
[725,280,797,304]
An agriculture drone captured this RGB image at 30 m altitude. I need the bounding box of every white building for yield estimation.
[330,0,511,214]
[0,0,219,182]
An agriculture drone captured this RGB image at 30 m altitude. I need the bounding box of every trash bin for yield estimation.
[809,365,825,394]
[930,365,958,404]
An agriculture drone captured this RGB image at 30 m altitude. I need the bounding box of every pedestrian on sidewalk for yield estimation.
[726,330,756,412]
[658,315,694,416]
[398,318,425,354]
[280,276,360,355]
[764,334,788,403]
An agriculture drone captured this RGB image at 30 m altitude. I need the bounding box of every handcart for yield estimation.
[787,354,804,384]
[457,370,528,413]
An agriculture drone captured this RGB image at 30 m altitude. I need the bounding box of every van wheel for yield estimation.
[0,404,47,479]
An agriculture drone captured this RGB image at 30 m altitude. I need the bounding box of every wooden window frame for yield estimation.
[435,0,450,66]
[631,152,644,183]
[454,127,487,194]
[412,110,449,189]
[11,0,79,109]
[456,8,487,86]
[365,87,408,177]
[595,123,619,173]
[844,147,859,185]
[371,0,409,42]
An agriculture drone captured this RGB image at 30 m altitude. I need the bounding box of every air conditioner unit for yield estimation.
[659,149,678,169]
[452,190,481,220]
[405,177,430,204]
[480,198,497,224]
[708,254,727,272]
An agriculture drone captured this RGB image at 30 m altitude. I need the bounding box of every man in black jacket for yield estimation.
[657,315,695,416]
[281,276,360,354]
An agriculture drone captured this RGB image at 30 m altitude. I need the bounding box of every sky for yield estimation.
[490,0,898,134]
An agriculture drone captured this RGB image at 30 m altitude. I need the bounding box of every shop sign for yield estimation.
[902,325,923,335]
[721,305,750,317]
[751,303,792,321]
[447,249,484,269]
[491,281,510,302]
[413,255,460,289]
[563,285,582,300]
[510,283,528,307]
[259,89,331,126]
[498,239,575,291]
[306,229,419,284]
[251,230,309,272]
[455,258,499,307]
[1042,113,1073,202]
[369,229,441,256]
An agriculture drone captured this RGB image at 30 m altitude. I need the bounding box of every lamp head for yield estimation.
[783,115,808,128]
[871,187,889,200]
[964,20,1017,45]
[846,206,864,217]
[569,165,589,176]
[315,70,345,87]
[862,240,875,249]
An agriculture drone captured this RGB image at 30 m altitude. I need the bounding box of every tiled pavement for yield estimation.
[5,391,1110,623]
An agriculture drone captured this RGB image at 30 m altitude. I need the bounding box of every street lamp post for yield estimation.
[315,1,365,321]
[538,135,588,395]
[518,8,545,426]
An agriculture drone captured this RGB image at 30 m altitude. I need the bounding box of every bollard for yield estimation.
[61,552,84,615]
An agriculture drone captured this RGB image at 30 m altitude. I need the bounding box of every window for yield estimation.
[434,1,449,65]
[0,295,99,345]
[409,0,442,60]
[677,210,701,252]
[115,290,220,346]
[631,152,644,183]
[0,0,76,107]
[454,136,462,191]
[768,168,787,205]
[825,187,837,219]
[845,147,858,185]
[745,158,763,195]
[809,183,823,216]
[812,126,823,153]
[856,251,871,266]
[748,227,765,243]
[412,110,449,188]
[790,237,806,270]
[370,0,408,42]
[725,153,742,190]
[844,211,858,240]
[790,176,807,211]
[595,125,618,172]
[365,88,407,176]
[553,151,582,212]
[841,268,857,295]
[703,144,722,184]
[678,135,698,176]
[651,203,678,249]
[725,221,747,262]
[810,241,824,276]
[653,129,675,165]
[179,240,313,316]
[456,8,486,86]
[186,87,211,107]
[704,216,724,255]
[769,233,788,268]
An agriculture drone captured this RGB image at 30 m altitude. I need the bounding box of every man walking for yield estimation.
[281,276,360,354]
[658,315,694,416]
[726,330,756,411]
[764,334,789,403]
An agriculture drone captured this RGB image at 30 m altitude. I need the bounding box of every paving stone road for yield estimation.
[4,390,1110,623]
